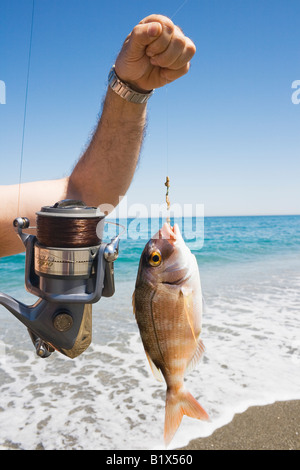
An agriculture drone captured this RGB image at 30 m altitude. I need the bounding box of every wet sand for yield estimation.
[180,400,300,450]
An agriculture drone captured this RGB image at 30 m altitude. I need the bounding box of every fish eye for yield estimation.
[149,250,162,267]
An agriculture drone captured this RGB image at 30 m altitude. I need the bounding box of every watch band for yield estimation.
[108,66,154,104]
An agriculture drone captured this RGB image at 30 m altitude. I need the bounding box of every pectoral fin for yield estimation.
[185,338,205,375]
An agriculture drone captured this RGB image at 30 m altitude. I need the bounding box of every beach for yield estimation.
[180,400,300,450]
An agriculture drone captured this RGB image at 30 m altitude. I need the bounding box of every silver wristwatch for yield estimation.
[108,66,154,104]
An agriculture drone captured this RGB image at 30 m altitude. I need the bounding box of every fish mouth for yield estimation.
[162,278,184,286]
[172,223,182,239]
[152,223,182,245]
[162,270,190,286]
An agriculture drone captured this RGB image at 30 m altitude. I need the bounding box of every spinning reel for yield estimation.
[0,200,120,359]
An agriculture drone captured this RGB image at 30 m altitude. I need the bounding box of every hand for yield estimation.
[115,14,196,93]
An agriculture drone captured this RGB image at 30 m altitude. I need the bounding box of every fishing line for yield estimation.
[17,0,35,217]
[104,220,126,246]
[36,215,102,248]
[170,0,190,20]
[106,220,126,238]
[163,0,190,223]
[36,215,126,249]
[164,77,171,224]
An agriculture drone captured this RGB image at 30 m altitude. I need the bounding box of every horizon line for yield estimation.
[106,213,300,219]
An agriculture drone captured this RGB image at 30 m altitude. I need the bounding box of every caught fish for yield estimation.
[132,223,209,446]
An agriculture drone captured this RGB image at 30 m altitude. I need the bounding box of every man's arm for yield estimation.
[0,15,195,258]
[67,87,147,210]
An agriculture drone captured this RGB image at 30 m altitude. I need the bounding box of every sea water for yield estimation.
[0,215,299,450]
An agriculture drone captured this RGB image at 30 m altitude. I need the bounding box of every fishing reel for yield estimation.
[0,200,120,359]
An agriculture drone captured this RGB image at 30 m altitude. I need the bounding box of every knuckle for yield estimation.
[173,35,186,50]
[164,22,175,36]
[176,63,190,78]
[186,41,196,58]
[183,62,191,75]
[140,14,174,31]
[131,24,142,38]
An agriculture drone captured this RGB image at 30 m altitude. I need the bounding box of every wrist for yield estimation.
[108,66,154,104]
[114,66,151,94]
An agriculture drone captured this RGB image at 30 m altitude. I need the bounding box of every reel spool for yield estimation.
[0,200,120,359]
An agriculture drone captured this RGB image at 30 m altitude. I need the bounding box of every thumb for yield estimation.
[129,22,162,51]
[146,22,162,39]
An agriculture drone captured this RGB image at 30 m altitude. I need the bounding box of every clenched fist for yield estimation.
[115,14,196,93]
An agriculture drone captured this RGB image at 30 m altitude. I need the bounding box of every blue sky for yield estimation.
[0,0,299,216]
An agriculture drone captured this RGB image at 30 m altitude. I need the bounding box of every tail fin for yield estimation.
[164,387,209,446]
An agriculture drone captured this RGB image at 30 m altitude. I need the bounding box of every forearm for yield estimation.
[0,178,68,257]
[67,87,147,210]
